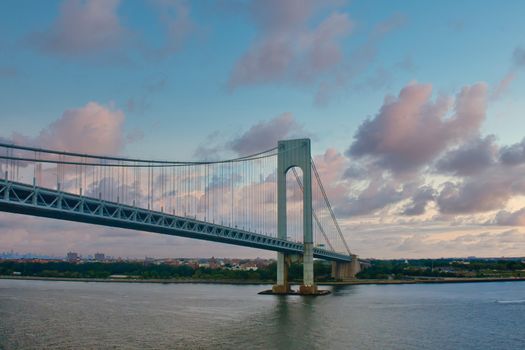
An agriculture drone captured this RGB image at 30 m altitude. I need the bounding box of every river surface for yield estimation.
[1,279,524,349]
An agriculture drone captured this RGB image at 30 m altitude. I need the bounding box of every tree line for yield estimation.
[0,260,333,282]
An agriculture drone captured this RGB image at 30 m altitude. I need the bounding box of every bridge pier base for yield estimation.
[332,255,360,281]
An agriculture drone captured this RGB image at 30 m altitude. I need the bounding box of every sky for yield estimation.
[1,0,525,259]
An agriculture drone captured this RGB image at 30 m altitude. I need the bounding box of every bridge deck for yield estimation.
[0,180,351,262]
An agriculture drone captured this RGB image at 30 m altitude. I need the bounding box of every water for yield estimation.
[1,280,524,349]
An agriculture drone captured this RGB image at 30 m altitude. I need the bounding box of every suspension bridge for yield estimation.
[0,138,360,294]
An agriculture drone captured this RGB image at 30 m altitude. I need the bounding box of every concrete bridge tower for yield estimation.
[272,139,317,294]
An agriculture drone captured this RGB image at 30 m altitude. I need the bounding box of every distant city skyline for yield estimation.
[0,249,277,262]
[1,0,525,258]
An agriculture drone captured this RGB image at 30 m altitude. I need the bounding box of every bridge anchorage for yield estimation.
[0,138,360,295]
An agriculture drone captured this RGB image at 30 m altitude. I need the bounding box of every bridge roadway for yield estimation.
[0,180,351,263]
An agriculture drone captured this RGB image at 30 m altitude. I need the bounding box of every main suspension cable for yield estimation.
[291,167,335,252]
[311,160,352,256]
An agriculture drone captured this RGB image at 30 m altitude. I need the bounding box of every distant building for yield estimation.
[164,259,180,266]
[254,258,272,268]
[66,252,79,263]
[94,253,105,262]
[209,256,221,269]
[240,263,258,271]
[435,266,455,273]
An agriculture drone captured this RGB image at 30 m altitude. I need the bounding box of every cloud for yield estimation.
[395,56,416,72]
[491,71,516,100]
[193,131,228,160]
[343,163,368,180]
[353,67,393,92]
[495,208,525,226]
[513,46,525,67]
[402,186,436,216]
[311,148,351,210]
[28,0,196,62]
[339,81,525,219]
[347,82,488,175]
[125,77,169,114]
[227,113,304,156]
[29,0,128,57]
[393,229,525,257]
[126,128,145,143]
[435,136,497,176]
[500,138,525,166]
[490,46,525,100]
[192,112,306,163]
[436,165,525,214]
[336,177,415,217]
[333,80,525,220]
[432,136,525,216]
[228,0,353,90]
[149,0,196,58]
[11,102,126,155]
[313,148,347,185]
[314,13,406,105]
[193,113,305,160]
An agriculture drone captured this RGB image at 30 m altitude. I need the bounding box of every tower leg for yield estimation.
[299,242,317,294]
[272,252,290,294]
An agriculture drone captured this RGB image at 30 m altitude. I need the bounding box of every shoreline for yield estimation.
[2,275,525,286]
[323,277,525,285]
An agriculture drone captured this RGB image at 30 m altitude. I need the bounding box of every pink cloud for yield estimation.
[348,82,488,174]
[228,1,353,88]
[339,81,525,217]
[313,148,347,184]
[312,148,350,209]
[314,147,417,217]
[12,102,126,155]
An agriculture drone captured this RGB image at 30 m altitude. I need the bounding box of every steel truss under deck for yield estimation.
[0,180,351,263]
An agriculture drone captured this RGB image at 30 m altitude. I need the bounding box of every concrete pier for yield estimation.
[331,255,361,281]
[300,242,316,294]
[272,252,291,294]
